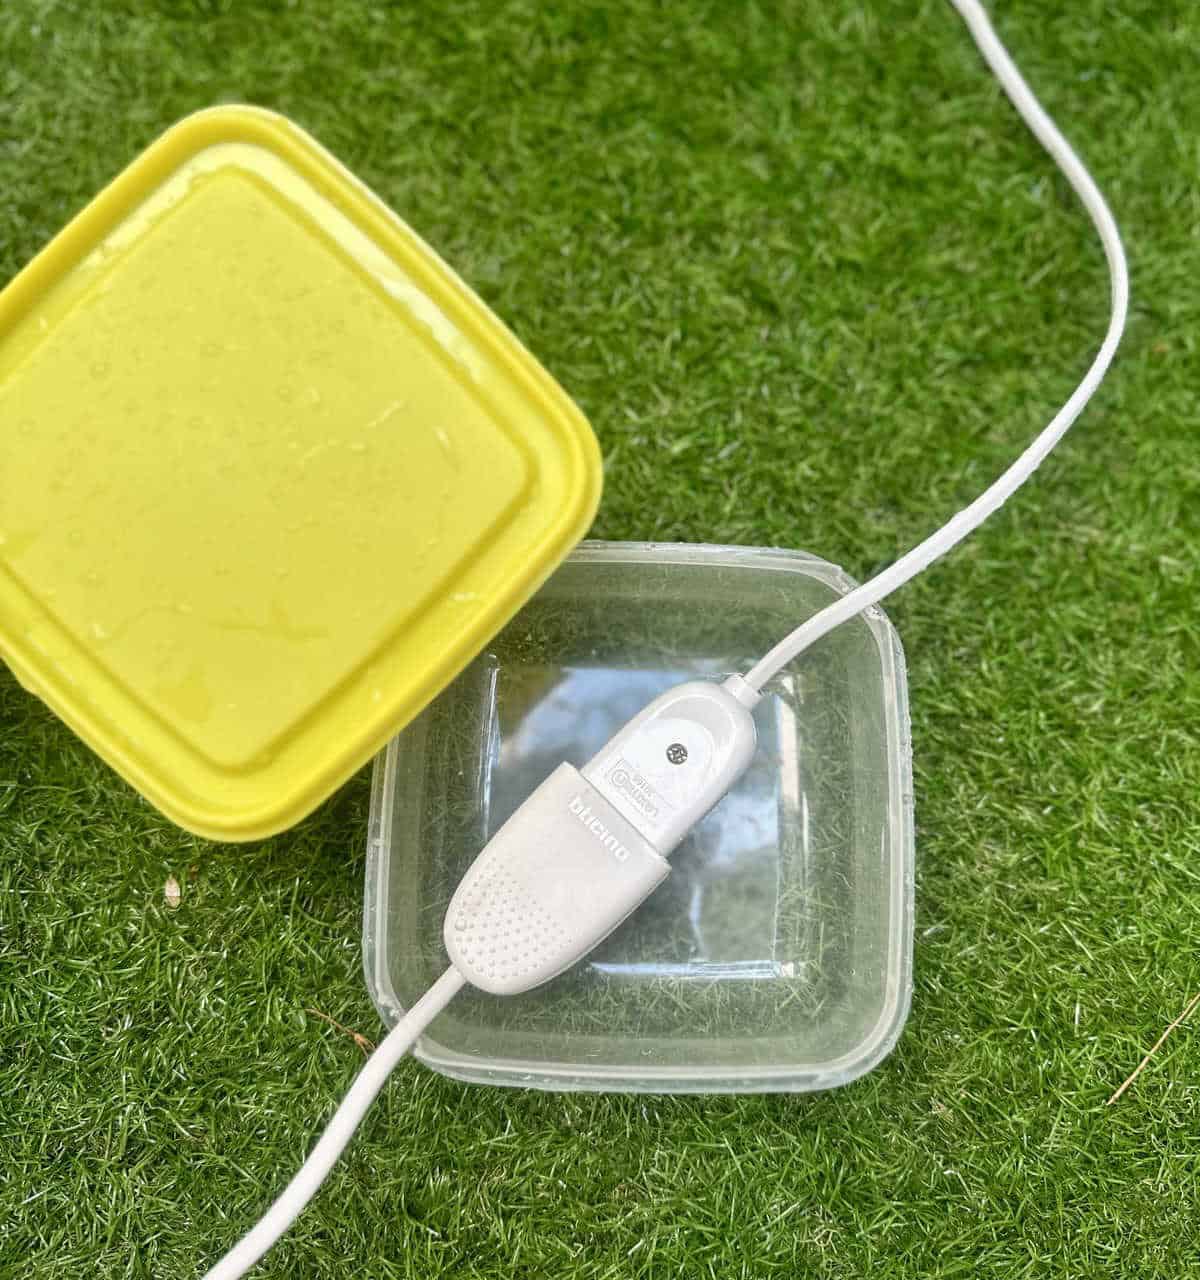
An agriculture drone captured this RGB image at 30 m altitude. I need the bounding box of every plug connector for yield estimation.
[444,680,756,996]
[444,763,669,995]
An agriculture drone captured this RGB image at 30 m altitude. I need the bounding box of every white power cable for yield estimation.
[738,0,1128,696]
[202,4,1127,1276]
[203,966,465,1280]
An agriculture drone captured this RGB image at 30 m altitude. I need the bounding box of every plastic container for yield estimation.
[0,106,600,840]
[364,542,913,1093]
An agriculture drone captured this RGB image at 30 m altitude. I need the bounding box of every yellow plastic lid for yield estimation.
[0,106,601,841]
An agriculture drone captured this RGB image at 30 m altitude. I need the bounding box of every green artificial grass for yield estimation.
[2,0,1199,1276]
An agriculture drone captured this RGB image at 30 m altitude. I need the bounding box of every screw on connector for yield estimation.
[666,743,688,765]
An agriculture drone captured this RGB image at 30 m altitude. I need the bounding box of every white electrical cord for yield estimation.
[203,4,1127,1276]
[739,0,1128,696]
[203,966,464,1280]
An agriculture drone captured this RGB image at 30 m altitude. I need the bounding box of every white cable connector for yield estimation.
[204,3,1127,1275]
[208,684,756,1278]
[446,681,756,994]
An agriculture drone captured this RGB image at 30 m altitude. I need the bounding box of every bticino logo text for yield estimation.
[568,796,630,862]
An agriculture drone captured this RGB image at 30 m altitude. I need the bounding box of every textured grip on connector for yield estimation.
[444,764,670,996]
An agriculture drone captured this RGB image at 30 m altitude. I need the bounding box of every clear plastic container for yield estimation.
[363,542,913,1093]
